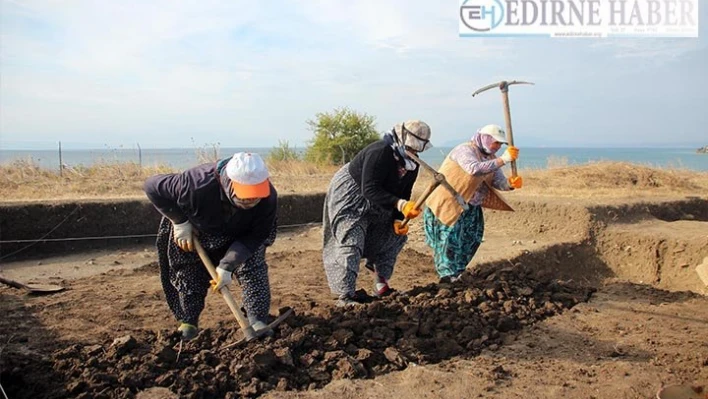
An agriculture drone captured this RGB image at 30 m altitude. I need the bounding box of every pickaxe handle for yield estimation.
[500,88,518,178]
[398,151,469,228]
[474,80,534,179]
[399,178,440,229]
[193,239,258,341]
[404,151,468,210]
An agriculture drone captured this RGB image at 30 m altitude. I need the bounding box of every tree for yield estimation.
[304,107,380,165]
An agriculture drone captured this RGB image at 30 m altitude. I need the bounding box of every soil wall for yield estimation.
[484,199,592,241]
[0,193,326,260]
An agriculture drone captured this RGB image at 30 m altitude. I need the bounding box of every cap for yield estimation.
[225,152,271,199]
[478,124,508,144]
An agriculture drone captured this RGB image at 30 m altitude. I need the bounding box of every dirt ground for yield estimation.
[1,166,708,399]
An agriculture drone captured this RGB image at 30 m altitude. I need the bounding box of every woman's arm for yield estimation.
[143,173,190,224]
[452,146,504,176]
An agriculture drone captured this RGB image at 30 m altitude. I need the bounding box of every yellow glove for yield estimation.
[393,220,409,236]
[508,175,523,189]
[397,200,421,220]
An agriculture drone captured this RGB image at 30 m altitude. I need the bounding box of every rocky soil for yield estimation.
[8,263,593,399]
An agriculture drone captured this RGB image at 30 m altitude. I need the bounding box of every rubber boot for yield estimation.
[251,321,274,338]
[335,289,373,307]
[178,322,198,341]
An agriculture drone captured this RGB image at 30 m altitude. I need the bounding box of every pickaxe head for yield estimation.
[472,80,535,96]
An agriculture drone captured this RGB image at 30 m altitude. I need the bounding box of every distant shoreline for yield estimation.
[2,145,707,151]
[3,146,707,172]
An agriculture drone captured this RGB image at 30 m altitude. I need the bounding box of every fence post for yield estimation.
[137,142,142,168]
[58,141,63,176]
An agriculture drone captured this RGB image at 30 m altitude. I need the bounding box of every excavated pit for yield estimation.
[590,198,708,294]
[2,197,707,399]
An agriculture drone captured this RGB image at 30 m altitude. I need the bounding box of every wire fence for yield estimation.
[0,220,320,261]
[0,140,296,172]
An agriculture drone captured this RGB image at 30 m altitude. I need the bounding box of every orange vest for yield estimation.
[424,143,513,226]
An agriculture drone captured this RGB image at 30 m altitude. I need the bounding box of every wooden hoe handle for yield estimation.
[399,150,469,229]
[193,239,257,340]
[399,180,439,229]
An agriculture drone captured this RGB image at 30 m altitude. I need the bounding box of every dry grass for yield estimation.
[520,161,708,199]
[0,158,706,203]
[0,158,341,201]
[0,159,175,202]
[410,161,708,202]
[267,159,340,195]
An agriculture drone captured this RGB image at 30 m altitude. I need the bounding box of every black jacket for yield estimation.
[348,139,418,219]
[143,159,277,271]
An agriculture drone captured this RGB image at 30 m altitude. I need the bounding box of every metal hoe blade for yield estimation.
[0,275,65,294]
[219,307,295,351]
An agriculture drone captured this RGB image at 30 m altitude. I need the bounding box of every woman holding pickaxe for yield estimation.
[423,125,522,282]
[322,120,434,307]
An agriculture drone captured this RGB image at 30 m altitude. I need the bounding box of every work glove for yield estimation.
[508,176,523,189]
[393,220,409,236]
[499,146,519,164]
[172,221,194,252]
[396,200,421,220]
[210,267,233,292]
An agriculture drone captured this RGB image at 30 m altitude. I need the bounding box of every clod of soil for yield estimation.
[21,264,594,399]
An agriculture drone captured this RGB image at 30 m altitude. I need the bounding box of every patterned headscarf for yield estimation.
[383,130,418,171]
[472,131,501,155]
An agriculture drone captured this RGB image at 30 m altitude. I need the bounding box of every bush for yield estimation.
[268,140,301,162]
[304,107,380,165]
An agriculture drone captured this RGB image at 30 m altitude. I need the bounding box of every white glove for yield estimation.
[211,267,233,292]
[499,146,519,164]
[172,221,194,252]
[396,199,406,212]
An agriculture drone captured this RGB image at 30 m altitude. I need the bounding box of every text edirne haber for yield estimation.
[503,0,696,27]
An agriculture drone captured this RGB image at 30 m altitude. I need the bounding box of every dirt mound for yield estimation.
[529,162,703,191]
[12,266,594,399]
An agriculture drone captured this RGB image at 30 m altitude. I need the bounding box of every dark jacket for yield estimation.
[347,139,418,220]
[143,160,277,271]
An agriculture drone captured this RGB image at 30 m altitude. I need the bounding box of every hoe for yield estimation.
[193,238,293,350]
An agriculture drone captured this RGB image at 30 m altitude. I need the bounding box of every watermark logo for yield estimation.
[460,0,506,31]
[459,0,699,38]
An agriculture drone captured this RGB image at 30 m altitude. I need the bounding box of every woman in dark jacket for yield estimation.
[322,120,433,307]
[144,152,277,341]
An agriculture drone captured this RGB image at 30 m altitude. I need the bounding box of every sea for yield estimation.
[1,147,707,172]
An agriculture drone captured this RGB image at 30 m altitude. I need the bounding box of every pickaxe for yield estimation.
[472,80,534,178]
[399,150,469,228]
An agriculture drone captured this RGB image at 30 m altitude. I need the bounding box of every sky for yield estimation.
[1,0,706,150]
